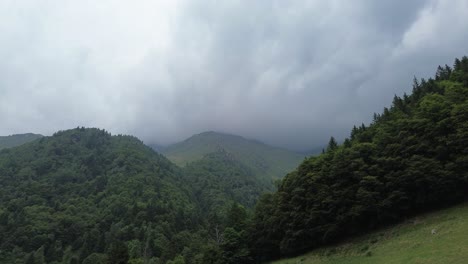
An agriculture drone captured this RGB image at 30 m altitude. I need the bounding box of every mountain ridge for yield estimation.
[0,133,43,150]
[160,131,305,184]
[0,128,206,263]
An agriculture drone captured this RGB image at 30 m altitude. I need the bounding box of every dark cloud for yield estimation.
[1,0,467,151]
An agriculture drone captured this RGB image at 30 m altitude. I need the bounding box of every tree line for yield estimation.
[0,56,467,263]
[248,56,468,261]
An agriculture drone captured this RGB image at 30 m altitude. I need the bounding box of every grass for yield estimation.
[272,202,468,264]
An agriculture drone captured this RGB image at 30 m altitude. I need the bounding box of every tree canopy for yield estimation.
[249,56,468,261]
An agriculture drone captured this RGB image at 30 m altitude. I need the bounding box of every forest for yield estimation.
[0,56,467,264]
[249,56,468,261]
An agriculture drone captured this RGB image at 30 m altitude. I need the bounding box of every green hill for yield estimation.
[0,133,43,150]
[184,149,269,213]
[248,56,468,261]
[0,127,286,264]
[162,131,304,183]
[0,128,206,263]
[273,202,468,264]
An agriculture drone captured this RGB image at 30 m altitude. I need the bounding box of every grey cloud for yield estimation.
[1,0,467,151]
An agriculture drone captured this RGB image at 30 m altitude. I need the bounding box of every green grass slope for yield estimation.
[162,131,304,182]
[273,202,468,264]
[0,133,43,150]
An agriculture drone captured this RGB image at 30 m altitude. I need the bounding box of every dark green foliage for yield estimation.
[82,253,107,264]
[25,253,35,264]
[220,203,252,263]
[326,137,338,152]
[107,240,129,264]
[180,149,260,263]
[200,245,223,264]
[221,227,250,264]
[250,57,468,260]
[184,150,269,213]
[0,128,206,263]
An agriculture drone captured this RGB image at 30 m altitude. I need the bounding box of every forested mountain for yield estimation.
[0,128,265,264]
[161,131,304,183]
[2,56,467,264]
[0,133,43,150]
[184,149,268,213]
[160,132,304,217]
[249,57,468,261]
[0,128,211,263]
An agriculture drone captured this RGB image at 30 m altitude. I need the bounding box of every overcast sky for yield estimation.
[1,0,468,151]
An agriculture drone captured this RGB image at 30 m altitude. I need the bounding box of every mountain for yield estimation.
[274,202,468,264]
[0,127,280,264]
[161,131,304,183]
[0,128,207,263]
[249,56,468,261]
[3,57,466,263]
[184,149,269,214]
[0,133,43,150]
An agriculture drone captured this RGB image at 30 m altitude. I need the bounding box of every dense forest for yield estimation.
[0,57,467,264]
[248,56,468,261]
[184,150,268,212]
[0,129,252,263]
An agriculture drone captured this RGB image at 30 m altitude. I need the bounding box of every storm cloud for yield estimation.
[1,0,467,151]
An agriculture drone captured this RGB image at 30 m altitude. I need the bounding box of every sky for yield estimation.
[1,0,468,151]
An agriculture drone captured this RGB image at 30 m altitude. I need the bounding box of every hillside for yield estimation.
[248,56,468,261]
[274,202,468,264]
[162,131,304,183]
[184,149,269,213]
[0,133,43,150]
[0,128,205,263]
[0,127,284,264]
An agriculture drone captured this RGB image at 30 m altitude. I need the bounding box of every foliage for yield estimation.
[2,56,467,264]
[184,150,269,213]
[250,56,468,260]
[0,128,206,263]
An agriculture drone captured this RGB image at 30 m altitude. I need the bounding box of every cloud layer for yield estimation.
[1,0,468,150]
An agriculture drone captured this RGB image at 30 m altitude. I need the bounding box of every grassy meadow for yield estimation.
[273,202,468,264]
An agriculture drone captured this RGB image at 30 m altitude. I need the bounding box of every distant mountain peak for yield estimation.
[193,130,243,139]
[0,133,43,150]
[161,131,304,181]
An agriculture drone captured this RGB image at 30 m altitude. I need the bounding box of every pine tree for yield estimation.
[327,137,338,151]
